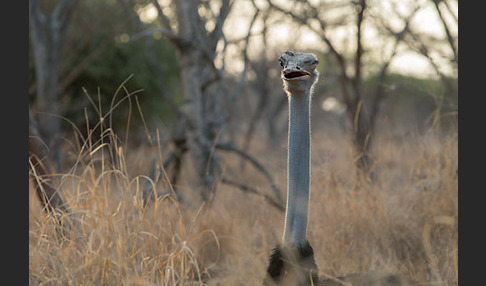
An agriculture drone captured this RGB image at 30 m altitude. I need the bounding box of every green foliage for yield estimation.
[29,0,182,138]
[64,35,180,134]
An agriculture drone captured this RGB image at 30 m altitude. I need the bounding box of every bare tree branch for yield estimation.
[216,142,284,204]
[129,28,182,43]
[368,5,420,130]
[150,0,188,49]
[221,177,285,212]
[353,0,366,88]
[151,0,173,32]
[431,0,458,65]
[221,0,261,125]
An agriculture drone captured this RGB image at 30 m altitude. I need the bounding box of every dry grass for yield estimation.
[29,121,457,285]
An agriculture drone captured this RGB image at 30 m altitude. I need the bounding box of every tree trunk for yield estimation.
[29,0,78,171]
[172,0,219,200]
[29,107,67,214]
[178,48,217,200]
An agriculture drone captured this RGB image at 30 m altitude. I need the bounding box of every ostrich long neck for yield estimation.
[283,89,311,246]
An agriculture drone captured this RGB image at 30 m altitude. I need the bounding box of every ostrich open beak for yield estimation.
[283,68,311,81]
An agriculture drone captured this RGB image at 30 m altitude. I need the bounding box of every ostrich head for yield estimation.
[279,51,319,95]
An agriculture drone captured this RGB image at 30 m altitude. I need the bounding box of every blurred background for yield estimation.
[29,0,458,284]
[29,0,458,181]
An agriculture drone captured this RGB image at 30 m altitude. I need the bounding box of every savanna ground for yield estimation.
[29,108,458,285]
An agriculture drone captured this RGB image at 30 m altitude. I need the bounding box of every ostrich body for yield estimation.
[264,51,409,286]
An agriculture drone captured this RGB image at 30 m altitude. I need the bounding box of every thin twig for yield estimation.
[221,177,284,212]
[216,142,284,204]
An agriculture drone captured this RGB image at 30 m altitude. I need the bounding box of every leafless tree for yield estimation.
[29,0,79,171]
[126,0,284,206]
[266,0,457,179]
[404,0,458,91]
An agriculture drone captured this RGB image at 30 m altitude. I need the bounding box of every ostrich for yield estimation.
[263,51,408,286]
[263,50,320,286]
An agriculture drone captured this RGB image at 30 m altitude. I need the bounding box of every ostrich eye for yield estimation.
[279,57,285,67]
[308,59,319,70]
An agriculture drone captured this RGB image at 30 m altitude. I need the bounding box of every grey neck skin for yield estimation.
[282,90,311,247]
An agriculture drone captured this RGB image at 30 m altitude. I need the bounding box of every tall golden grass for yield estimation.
[29,110,457,285]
